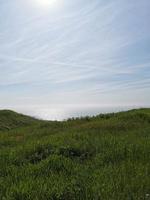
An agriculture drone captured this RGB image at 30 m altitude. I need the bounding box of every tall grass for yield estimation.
[0,108,150,199]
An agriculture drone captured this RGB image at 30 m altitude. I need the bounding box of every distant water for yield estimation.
[33,106,145,121]
[4,105,147,121]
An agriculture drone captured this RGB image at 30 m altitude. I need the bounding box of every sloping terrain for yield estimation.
[0,110,38,131]
[0,108,150,200]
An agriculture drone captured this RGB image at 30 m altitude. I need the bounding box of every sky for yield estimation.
[0,0,150,120]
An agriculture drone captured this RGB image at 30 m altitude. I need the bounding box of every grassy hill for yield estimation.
[0,108,150,200]
[0,110,38,131]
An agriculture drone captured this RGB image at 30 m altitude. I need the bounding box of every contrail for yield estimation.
[0,54,125,73]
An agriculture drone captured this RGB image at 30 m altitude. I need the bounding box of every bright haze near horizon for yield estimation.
[0,0,150,120]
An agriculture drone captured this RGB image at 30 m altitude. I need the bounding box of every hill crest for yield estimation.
[0,109,37,131]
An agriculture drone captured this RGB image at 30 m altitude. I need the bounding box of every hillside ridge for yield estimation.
[0,109,38,131]
[0,108,150,131]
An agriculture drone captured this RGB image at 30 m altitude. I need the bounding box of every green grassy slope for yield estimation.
[0,110,38,131]
[0,108,150,200]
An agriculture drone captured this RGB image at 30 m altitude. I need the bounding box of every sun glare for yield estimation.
[36,0,57,7]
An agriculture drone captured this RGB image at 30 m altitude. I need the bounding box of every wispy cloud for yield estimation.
[0,0,150,119]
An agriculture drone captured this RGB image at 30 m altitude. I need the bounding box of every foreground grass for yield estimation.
[0,108,150,200]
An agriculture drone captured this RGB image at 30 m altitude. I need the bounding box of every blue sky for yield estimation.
[0,0,150,119]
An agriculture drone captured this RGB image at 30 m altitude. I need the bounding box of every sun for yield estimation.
[33,0,63,10]
[36,0,57,7]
